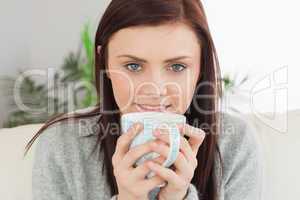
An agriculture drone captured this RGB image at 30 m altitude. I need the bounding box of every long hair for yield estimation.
[24,0,223,199]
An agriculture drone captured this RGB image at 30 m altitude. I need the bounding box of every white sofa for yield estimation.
[0,111,299,200]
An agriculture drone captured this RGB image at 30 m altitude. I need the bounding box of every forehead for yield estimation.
[108,23,201,59]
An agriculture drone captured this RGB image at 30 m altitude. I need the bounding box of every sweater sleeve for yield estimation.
[221,117,264,200]
[184,183,199,200]
[32,125,72,200]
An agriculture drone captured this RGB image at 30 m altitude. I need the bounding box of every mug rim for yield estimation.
[121,111,185,121]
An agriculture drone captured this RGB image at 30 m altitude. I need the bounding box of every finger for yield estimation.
[115,122,144,159]
[151,140,188,171]
[153,129,194,158]
[154,131,197,168]
[133,160,153,179]
[133,155,166,180]
[146,161,181,187]
[142,174,166,191]
[176,123,205,154]
[151,155,166,165]
[122,138,158,168]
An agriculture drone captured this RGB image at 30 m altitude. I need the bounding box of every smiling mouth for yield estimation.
[135,103,171,112]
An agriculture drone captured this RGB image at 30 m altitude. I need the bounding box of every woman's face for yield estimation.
[106,23,201,116]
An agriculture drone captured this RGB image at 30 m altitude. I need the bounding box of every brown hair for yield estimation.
[24,0,223,199]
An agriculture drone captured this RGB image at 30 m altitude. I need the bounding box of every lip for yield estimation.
[135,103,171,112]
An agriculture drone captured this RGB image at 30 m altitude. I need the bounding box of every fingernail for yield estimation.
[176,123,182,129]
[151,141,158,147]
[153,130,160,136]
[136,122,143,129]
[147,161,155,167]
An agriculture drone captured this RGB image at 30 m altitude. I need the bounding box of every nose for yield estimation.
[141,84,167,97]
[138,81,167,97]
[136,71,168,98]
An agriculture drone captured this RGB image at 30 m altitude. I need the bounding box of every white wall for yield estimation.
[0,0,111,126]
[0,0,299,126]
[28,0,111,70]
[0,0,30,76]
[203,0,299,113]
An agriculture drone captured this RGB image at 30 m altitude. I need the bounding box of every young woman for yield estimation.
[24,0,263,199]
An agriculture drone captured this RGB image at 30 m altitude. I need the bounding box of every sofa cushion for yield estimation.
[0,123,44,200]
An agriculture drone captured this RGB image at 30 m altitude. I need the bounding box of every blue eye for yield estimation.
[169,64,186,72]
[124,63,142,72]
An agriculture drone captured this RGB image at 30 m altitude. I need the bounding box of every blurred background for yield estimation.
[0,0,299,199]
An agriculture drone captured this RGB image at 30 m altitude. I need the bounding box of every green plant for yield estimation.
[221,73,249,95]
[59,22,97,108]
[0,74,60,128]
[220,72,251,114]
[79,22,97,107]
[1,22,98,128]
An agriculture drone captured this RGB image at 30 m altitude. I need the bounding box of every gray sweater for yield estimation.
[32,107,263,200]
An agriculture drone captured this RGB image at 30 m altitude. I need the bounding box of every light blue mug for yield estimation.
[121,111,186,180]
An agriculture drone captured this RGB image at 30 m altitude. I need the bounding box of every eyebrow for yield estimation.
[117,54,192,63]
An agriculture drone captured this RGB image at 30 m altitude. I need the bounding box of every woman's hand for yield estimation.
[148,123,206,200]
[112,122,166,200]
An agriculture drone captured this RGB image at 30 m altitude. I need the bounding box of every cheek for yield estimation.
[171,68,199,113]
[110,73,134,109]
